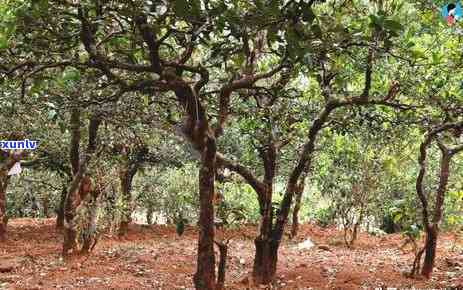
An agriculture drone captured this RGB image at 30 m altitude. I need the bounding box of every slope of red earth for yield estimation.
[0,218,462,289]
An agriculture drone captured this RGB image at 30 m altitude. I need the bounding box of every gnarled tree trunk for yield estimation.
[56,186,67,230]
[421,149,451,278]
[253,193,277,284]
[421,224,438,278]
[193,137,217,290]
[63,172,91,255]
[414,124,463,278]
[159,56,218,288]
[118,163,138,236]
[290,177,306,239]
[252,144,278,284]
[0,154,19,241]
[253,237,279,284]
[80,181,102,254]
[146,206,154,225]
[62,107,82,254]
[63,113,100,256]
[0,173,9,241]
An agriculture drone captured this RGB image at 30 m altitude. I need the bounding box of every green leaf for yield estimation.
[47,110,57,120]
[63,68,80,83]
[411,48,425,59]
[311,24,322,38]
[143,95,149,107]
[383,19,403,32]
[173,0,189,18]
[393,212,402,223]
[369,14,381,27]
[302,7,315,23]
[0,38,7,49]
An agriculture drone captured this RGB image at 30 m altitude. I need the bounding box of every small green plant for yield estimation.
[313,205,336,228]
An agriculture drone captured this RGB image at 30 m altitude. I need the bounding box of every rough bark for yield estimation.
[273,103,336,252]
[118,160,139,236]
[193,137,217,290]
[63,114,101,256]
[421,150,451,278]
[146,207,154,225]
[62,107,81,248]
[414,123,463,278]
[0,155,19,241]
[75,8,285,288]
[290,176,307,239]
[70,108,81,176]
[56,186,67,230]
[345,207,364,248]
[118,173,131,235]
[0,173,9,241]
[253,237,279,284]
[80,183,102,254]
[215,240,228,290]
[252,144,278,284]
[421,224,438,278]
[42,195,50,218]
[63,169,90,255]
[158,61,218,288]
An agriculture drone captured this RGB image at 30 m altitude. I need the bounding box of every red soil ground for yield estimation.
[0,218,462,289]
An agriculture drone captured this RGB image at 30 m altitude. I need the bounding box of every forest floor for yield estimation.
[0,218,462,290]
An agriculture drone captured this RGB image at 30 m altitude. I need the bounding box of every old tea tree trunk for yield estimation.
[414,123,463,278]
[252,144,278,285]
[252,102,335,284]
[62,114,101,256]
[118,166,135,236]
[118,145,146,236]
[160,63,219,289]
[194,137,218,290]
[0,166,10,241]
[0,152,21,241]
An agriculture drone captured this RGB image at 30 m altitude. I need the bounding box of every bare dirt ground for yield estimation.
[1,218,462,289]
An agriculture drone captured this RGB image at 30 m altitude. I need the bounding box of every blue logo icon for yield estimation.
[442,3,463,25]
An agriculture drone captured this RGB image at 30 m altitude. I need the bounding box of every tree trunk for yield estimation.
[215,241,228,290]
[347,207,364,247]
[252,143,278,284]
[253,194,277,284]
[414,127,462,278]
[275,103,336,245]
[252,236,279,284]
[63,177,83,255]
[118,166,137,236]
[80,186,101,254]
[63,114,100,256]
[0,155,19,241]
[193,137,217,290]
[146,207,153,225]
[290,191,302,238]
[43,194,50,218]
[63,174,94,255]
[0,174,8,241]
[290,178,306,239]
[63,107,82,251]
[421,225,438,278]
[56,186,67,230]
[421,150,451,277]
[119,218,129,236]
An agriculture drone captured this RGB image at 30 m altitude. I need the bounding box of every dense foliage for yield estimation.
[1,0,462,288]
